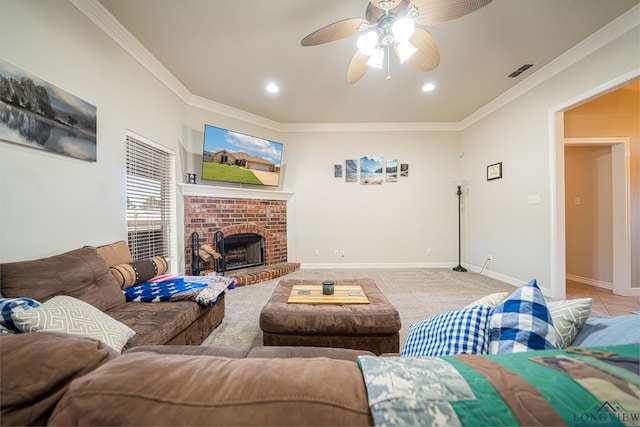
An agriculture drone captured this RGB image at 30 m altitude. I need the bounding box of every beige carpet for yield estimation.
[201,268,520,352]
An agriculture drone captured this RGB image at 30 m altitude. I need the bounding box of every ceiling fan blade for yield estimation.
[301,18,369,46]
[395,28,440,71]
[410,0,492,25]
[346,51,369,84]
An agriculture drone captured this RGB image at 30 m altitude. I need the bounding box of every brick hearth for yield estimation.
[226,262,300,286]
[183,192,298,285]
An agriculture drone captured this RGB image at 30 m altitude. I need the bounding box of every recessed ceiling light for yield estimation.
[266,83,279,94]
[421,83,436,92]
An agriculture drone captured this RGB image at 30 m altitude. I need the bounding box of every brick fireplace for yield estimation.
[182,185,298,285]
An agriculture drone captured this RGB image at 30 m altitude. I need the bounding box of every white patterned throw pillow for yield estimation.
[547,298,592,348]
[465,292,510,309]
[11,295,135,353]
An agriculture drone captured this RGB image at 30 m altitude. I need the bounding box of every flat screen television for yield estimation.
[202,124,283,187]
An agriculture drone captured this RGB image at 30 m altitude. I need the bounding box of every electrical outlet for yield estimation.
[427,248,432,256]
[314,249,320,256]
[487,254,493,262]
[334,249,339,257]
[340,250,345,257]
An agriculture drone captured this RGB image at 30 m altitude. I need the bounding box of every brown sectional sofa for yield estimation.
[1,332,376,426]
[0,243,225,348]
[2,330,638,426]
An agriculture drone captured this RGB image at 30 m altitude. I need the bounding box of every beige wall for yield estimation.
[564,146,614,285]
[564,81,640,287]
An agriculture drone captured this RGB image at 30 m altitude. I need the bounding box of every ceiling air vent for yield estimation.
[508,63,534,78]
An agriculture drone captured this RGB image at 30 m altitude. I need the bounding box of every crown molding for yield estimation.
[68,0,191,101]
[70,0,639,133]
[187,94,283,132]
[279,121,461,132]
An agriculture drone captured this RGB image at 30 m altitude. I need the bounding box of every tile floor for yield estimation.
[566,279,640,317]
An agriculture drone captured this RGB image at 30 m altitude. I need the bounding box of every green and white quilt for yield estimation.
[358,344,639,426]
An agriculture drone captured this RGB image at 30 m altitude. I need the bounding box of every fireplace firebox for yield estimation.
[218,233,265,272]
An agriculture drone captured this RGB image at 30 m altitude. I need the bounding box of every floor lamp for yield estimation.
[453,184,467,272]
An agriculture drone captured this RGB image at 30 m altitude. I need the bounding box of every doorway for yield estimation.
[564,138,630,298]
[550,73,637,300]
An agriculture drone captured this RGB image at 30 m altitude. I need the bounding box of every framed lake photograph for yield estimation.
[0,60,97,162]
[360,155,383,185]
[345,159,357,183]
[386,159,398,182]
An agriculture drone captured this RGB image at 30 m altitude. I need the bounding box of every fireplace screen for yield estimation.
[220,233,265,271]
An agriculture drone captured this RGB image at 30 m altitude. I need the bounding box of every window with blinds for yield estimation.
[125,133,176,268]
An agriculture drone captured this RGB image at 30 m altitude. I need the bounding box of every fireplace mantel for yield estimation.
[178,183,294,201]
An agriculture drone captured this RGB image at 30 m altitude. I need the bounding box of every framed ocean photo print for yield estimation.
[360,155,383,185]
[401,163,409,177]
[345,159,357,182]
[386,159,398,182]
[334,164,342,178]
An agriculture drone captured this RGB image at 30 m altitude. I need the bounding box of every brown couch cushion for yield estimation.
[0,247,125,311]
[93,240,132,267]
[0,332,118,426]
[106,301,210,347]
[48,353,373,426]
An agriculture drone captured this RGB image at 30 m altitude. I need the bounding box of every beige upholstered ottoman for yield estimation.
[259,278,401,355]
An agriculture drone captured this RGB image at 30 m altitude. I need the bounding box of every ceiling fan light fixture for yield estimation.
[366,47,385,69]
[357,30,379,56]
[397,41,417,63]
[392,17,415,43]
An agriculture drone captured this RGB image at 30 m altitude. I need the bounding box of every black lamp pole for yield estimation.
[453,184,467,272]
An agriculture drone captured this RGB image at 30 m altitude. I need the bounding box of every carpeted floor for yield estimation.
[201,268,521,352]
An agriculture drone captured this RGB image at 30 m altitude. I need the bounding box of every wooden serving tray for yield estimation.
[287,285,370,304]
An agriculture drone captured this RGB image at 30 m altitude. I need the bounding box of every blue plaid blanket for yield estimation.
[123,275,234,306]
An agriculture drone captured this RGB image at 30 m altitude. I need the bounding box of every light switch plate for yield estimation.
[528,194,540,204]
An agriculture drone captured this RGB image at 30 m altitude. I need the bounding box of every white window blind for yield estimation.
[125,133,176,268]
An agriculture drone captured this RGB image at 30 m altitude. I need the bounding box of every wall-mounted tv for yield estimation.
[202,124,283,187]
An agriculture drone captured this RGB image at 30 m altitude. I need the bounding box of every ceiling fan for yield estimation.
[301,0,493,84]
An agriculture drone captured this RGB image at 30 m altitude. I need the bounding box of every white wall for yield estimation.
[282,130,461,266]
[0,0,187,261]
[460,27,639,292]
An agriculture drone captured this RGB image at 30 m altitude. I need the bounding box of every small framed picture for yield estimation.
[487,162,502,181]
[334,164,342,178]
[345,159,357,182]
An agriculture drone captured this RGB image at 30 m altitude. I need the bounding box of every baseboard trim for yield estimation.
[298,262,565,296]
[299,262,457,269]
[566,274,614,291]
